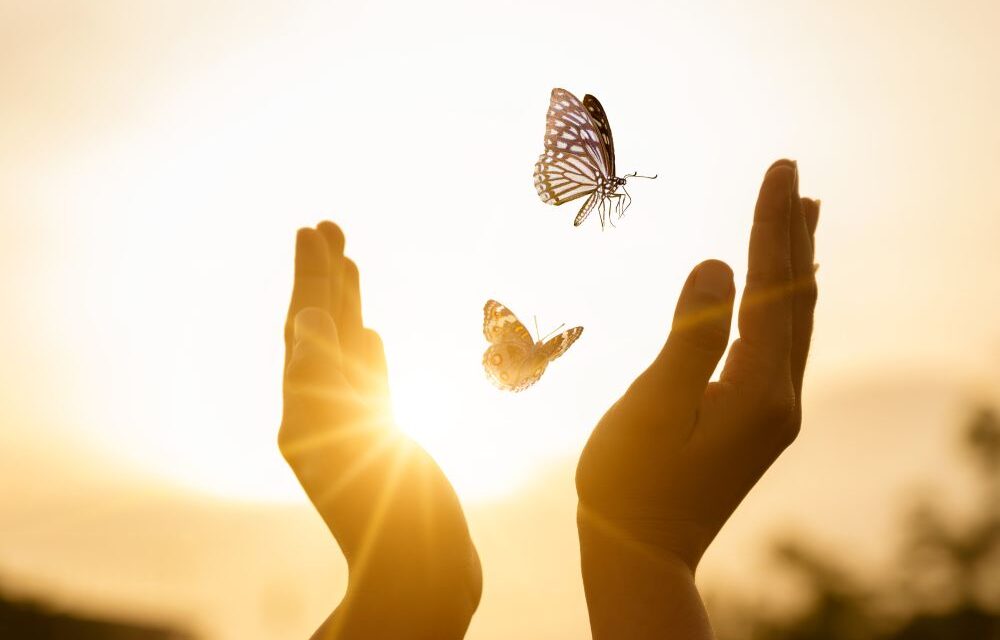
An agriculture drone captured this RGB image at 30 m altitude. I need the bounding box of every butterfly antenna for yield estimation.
[541,322,566,342]
[534,315,541,342]
[625,171,658,180]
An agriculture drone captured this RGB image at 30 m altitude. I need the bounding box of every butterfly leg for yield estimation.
[615,187,632,218]
[606,193,628,222]
[603,197,616,229]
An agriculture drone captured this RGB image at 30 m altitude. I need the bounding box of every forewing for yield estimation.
[533,88,611,207]
[583,94,615,177]
[538,326,584,362]
[483,300,533,346]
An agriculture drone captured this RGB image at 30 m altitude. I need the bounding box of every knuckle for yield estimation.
[759,394,800,446]
[283,356,312,383]
[671,322,729,357]
[798,279,818,307]
[343,258,359,281]
[364,328,384,350]
[277,419,299,460]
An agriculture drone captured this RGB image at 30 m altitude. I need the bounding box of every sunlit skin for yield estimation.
[576,160,820,638]
[279,223,481,639]
[279,160,818,639]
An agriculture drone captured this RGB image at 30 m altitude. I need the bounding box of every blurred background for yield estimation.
[2,0,998,638]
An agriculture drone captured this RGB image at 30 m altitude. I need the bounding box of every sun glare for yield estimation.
[390,366,532,502]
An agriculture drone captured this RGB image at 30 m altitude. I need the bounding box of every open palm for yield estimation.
[576,161,820,637]
[279,222,480,638]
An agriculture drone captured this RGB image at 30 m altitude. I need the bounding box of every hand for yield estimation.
[575,161,819,638]
[279,222,481,639]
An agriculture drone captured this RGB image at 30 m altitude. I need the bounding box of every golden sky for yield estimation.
[1,1,999,638]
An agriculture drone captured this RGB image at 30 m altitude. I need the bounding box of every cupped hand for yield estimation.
[279,222,481,638]
[576,160,819,633]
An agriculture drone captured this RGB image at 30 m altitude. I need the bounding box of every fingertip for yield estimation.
[672,260,735,348]
[364,329,388,374]
[317,221,346,255]
[339,258,364,336]
[295,228,329,274]
[691,259,735,300]
[757,164,796,222]
[343,258,360,285]
[363,327,384,351]
[766,158,797,175]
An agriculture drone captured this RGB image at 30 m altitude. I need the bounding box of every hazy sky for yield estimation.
[2,1,998,638]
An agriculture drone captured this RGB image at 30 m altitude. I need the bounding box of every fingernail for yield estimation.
[766,158,796,175]
[760,164,795,218]
[694,261,733,300]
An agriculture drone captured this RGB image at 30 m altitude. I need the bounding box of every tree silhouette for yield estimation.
[0,586,194,639]
[719,405,1000,640]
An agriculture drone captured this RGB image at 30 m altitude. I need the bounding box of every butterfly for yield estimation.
[533,88,656,228]
[482,299,583,392]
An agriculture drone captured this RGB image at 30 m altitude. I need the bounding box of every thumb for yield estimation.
[640,260,735,423]
[285,307,343,385]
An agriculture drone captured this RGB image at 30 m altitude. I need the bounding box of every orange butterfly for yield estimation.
[482,300,583,392]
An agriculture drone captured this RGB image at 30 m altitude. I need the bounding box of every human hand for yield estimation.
[279,222,481,639]
[575,161,818,637]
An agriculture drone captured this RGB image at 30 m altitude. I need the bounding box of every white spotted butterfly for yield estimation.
[533,88,655,228]
[482,300,583,392]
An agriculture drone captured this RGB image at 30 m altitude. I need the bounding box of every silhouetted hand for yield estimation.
[576,161,819,638]
[279,222,481,639]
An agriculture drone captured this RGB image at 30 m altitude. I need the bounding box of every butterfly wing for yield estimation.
[483,343,548,392]
[574,192,600,227]
[538,326,584,362]
[511,355,550,392]
[533,88,612,208]
[483,300,533,345]
[490,326,581,392]
[583,94,615,178]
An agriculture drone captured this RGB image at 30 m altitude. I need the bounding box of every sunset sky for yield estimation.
[2,1,998,638]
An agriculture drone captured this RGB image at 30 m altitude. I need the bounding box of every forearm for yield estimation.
[309,545,481,640]
[579,518,714,640]
[310,587,477,640]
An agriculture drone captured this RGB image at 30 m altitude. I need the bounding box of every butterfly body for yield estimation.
[482,300,582,392]
[533,88,652,227]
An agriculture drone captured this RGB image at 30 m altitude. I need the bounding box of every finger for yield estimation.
[285,229,331,368]
[286,307,344,386]
[339,258,366,386]
[316,221,347,321]
[280,308,356,455]
[724,160,796,383]
[362,328,391,403]
[791,197,820,398]
[804,198,820,244]
[634,260,735,429]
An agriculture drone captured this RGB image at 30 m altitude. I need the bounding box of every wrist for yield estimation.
[578,504,715,640]
[577,501,713,573]
[339,546,482,636]
[335,577,478,640]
